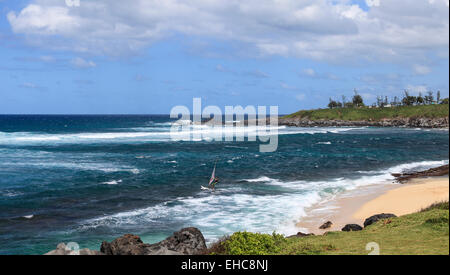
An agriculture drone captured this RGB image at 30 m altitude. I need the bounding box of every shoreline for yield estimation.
[296,176,449,235]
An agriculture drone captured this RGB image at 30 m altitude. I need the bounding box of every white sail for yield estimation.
[208,163,216,186]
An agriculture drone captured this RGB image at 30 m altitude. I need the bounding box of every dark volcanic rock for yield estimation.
[287,232,315,238]
[147,227,207,255]
[319,221,333,230]
[364,214,397,228]
[100,227,207,255]
[341,224,363,232]
[392,165,449,183]
[100,234,150,255]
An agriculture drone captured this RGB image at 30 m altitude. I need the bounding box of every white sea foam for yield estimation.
[0,126,364,145]
[0,159,140,174]
[101,180,123,185]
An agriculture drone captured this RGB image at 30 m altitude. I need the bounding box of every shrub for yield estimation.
[223,232,286,255]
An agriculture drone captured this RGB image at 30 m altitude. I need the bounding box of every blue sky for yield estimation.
[0,0,449,114]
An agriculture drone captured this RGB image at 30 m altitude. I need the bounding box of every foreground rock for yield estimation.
[287,232,315,238]
[45,243,103,255]
[392,165,449,183]
[100,234,150,255]
[342,224,363,232]
[319,221,333,230]
[101,227,207,255]
[364,214,397,228]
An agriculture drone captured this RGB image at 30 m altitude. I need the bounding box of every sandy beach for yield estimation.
[297,176,449,235]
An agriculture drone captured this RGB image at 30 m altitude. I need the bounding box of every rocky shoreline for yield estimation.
[45,213,400,255]
[278,117,449,128]
[45,227,207,256]
[392,164,449,183]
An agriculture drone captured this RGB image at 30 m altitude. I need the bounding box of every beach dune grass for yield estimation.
[283,104,449,121]
[209,202,449,255]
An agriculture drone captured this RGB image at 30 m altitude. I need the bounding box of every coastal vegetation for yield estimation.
[205,201,449,255]
[284,90,449,122]
[284,103,449,121]
[327,90,447,109]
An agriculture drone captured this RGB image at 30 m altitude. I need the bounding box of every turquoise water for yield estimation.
[0,115,448,254]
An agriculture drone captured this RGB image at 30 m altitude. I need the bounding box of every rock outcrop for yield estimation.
[100,227,207,255]
[100,234,150,255]
[45,243,103,255]
[341,224,363,232]
[146,227,207,255]
[364,214,397,228]
[392,165,449,183]
[279,117,449,128]
[319,221,333,230]
[287,232,315,238]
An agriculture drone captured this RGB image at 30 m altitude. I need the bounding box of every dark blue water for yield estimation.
[0,115,448,254]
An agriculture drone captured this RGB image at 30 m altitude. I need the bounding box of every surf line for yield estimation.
[170,98,279,153]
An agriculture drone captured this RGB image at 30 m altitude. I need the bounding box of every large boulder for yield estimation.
[100,227,207,255]
[341,224,363,232]
[100,234,150,255]
[287,232,315,238]
[364,214,397,228]
[147,227,207,255]
[319,221,333,230]
[45,243,103,255]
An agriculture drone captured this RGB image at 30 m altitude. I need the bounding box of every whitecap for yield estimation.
[101,180,122,185]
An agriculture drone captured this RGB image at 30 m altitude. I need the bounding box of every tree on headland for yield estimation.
[376,96,383,107]
[402,90,416,106]
[328,98,340,109]
[425,91,434,105]
[352,90,364,107]
[417,93,424,105]
[322,89,445,109]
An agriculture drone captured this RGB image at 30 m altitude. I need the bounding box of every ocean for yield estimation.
[0,115,448,255]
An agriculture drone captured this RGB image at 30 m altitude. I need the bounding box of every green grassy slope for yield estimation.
[283,104,449,121]
[208,202,449,255]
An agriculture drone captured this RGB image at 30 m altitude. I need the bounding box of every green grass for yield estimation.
[283,104,449,121]
[208,202,449,255]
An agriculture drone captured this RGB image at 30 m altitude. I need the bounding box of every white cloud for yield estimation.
[20,82,38,89]
[280,83,297,90]
[366,0,381,7]
[299,68,339,80]
[296,94,306,101]
[6,0,449,64]
[406,84,429,95]
[70,57,96,68]
[413,64,432,75]
[302,68,316,77]
[39,55,55,62]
